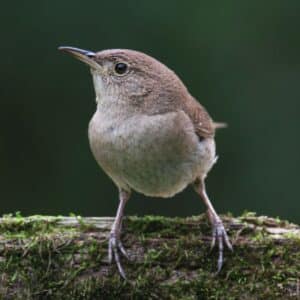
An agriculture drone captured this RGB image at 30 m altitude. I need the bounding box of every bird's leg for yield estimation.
[108,189,130,279]
[194,178,232,273]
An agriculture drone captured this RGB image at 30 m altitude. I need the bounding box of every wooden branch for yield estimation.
[0,213,299,299]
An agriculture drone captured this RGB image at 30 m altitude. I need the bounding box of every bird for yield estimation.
[58,46,232,278]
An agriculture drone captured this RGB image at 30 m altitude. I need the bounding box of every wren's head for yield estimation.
[59,46,189,112]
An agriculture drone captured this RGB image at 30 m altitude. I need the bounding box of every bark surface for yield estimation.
[0,213,299,299]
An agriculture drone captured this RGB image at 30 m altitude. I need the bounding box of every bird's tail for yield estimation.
[213,122,228,129]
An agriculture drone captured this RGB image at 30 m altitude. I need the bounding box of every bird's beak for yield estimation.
[58,46,100,69]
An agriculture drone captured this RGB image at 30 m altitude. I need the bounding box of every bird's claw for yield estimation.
[210,220,233,273]
[108,232,129,279]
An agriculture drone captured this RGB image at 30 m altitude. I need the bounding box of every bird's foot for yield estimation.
[210,219,233,273]
[108,232,129,279]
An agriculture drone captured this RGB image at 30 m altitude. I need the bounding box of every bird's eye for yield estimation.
[114,63,128,75]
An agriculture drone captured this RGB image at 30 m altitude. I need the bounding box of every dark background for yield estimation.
[1,1,299,223]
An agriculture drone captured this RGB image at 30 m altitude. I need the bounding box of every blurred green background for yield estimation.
[1,1,299,223]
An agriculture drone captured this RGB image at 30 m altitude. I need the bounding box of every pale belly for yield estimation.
[88,110,216,197]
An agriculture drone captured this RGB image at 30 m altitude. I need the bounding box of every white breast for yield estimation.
[88,107,216,197]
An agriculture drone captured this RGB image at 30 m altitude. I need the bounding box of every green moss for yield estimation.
[0,213,299,299]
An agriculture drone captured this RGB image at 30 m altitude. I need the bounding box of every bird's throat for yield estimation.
[91,72,104,102]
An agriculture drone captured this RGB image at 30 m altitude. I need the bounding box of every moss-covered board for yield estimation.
[0,212,299,299]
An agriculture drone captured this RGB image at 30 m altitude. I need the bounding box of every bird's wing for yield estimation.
[182,96,216,139]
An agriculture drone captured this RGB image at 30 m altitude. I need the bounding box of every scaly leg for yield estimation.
[194,178,232,273]
[108,189,130,279]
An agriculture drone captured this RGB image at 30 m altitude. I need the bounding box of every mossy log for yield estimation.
[0,213,299,299]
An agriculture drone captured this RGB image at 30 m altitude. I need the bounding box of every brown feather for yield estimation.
[181,96,215,139]
[95,49,218,140]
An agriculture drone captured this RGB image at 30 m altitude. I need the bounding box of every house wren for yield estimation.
[59,46,232,278]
